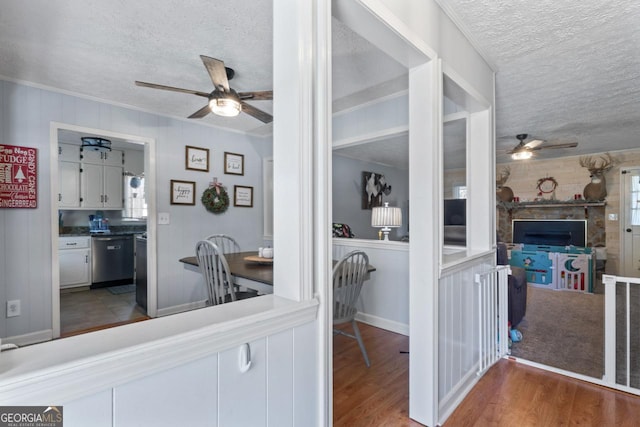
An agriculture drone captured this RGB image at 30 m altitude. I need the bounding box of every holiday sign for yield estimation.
[0,144,38,208]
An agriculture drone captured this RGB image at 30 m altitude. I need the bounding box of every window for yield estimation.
[123,175,147,219]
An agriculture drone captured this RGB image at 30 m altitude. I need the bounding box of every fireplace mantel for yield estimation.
[498,201,606,220]
[498,201,606,209]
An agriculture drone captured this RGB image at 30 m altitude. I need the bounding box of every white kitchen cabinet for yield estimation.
[81,163,123,209]
[59,236,91,288]
[58,161,81,208]
[81,149,123,166]
[58,143,81,162]
[79,149,124,209]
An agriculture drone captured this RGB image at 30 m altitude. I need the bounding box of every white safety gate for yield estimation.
[437,254,509,421]
[475,266,510,374]
[603,274,640,394]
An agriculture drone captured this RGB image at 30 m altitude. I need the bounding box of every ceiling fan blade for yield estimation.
[238,90,273,101]
[188,104,211,119]
[524,139,545,149]
[534,142,579,150]
[200,55,229,91]
[135,81,210,98]
[240,101,273,123]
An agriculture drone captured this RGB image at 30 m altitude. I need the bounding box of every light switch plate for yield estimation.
[158,212,170,225]
[608,213,618,221]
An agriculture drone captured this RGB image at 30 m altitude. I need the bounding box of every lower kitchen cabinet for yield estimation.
[59,236,91,288]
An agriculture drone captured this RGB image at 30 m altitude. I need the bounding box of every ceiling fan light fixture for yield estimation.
[511,150,532,160]
[209,89,242,117]
[81,137,112,152]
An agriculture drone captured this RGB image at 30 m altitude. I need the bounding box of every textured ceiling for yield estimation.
[0,1,407,136]
[441,0,640,163]
[1,1,638,165]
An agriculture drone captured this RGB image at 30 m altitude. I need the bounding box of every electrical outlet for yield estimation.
[158,212,170,225]
[7,300,20,318]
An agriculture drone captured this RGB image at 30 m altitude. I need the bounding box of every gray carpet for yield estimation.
[510,285,604,378]
[511,283,640,388]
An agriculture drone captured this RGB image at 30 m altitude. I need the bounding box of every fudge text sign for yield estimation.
[0,144,37,208]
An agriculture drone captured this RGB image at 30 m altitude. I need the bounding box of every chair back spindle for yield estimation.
[332,250,371,367]
[196,240,237,305]
[205,234,240,254]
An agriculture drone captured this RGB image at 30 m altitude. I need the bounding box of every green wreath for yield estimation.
[201,185,229,214]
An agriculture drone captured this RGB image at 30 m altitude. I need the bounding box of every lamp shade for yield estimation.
[371,202,402,228]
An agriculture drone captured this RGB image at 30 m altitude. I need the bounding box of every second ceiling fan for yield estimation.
[135,55,273,123]
[508,133,578,160]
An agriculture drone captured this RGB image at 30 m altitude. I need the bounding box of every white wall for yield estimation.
[332,155,409,240]
[0,80,270,341]
[333,239,410,335]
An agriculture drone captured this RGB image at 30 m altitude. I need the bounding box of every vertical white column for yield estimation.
[409,59,440,426]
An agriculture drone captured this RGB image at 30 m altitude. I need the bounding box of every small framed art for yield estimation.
[234,185,253,207]
[170,180,196,205]
[224,152,244,175]
[185,146,209,172]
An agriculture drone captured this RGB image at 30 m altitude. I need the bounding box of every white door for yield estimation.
[622,167,640,277]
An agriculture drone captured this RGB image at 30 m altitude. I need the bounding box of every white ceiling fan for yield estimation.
[507,133,578,160]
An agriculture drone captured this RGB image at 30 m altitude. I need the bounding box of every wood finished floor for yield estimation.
[60,286,148,337]
[334,323,640,427]
[445,359,640,427]
[333,322,421,427]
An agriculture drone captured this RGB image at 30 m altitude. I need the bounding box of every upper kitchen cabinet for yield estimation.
[59,161,81,208]
[58,143,81,162]
[81,149,123,167]
[80,161,124,209]
[57,144,124,209]
[58,143,81,208]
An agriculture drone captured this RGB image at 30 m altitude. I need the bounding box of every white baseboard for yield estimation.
[4,329,53,347]
[156,300,207,317]
[355,312,409,336]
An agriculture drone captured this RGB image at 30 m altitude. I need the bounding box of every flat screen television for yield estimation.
[512,219,587,247]
[444,199,466,225]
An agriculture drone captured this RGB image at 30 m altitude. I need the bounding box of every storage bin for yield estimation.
[555,253,593,292]
[510,250,556,289]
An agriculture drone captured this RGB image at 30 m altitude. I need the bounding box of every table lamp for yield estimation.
[371,202,402,241]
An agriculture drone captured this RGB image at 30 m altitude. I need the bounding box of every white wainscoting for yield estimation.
[0,296,319,427]
[333,238,410,335]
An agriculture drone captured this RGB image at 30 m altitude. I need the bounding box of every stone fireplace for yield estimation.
[497,202,605,247]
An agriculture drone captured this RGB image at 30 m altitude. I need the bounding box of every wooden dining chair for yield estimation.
[333,250,371,367]
[195,240,255,305]
[205,234,240,254]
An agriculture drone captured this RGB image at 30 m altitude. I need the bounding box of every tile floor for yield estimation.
[60,286,147,336]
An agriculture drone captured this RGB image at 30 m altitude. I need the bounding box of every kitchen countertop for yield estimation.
[60,226,146,237]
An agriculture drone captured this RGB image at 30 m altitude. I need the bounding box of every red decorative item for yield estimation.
[0,144,37,208]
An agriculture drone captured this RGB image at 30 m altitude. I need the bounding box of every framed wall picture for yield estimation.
[234,185,253,207]
[170,180,196,205]
[185,146,209,172]
[224,152,244,175]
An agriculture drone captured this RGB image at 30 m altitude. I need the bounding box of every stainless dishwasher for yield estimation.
[91,235,134,287]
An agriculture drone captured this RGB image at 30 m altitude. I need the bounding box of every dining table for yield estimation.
[180,251,274,294]
[179,251,376,295]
